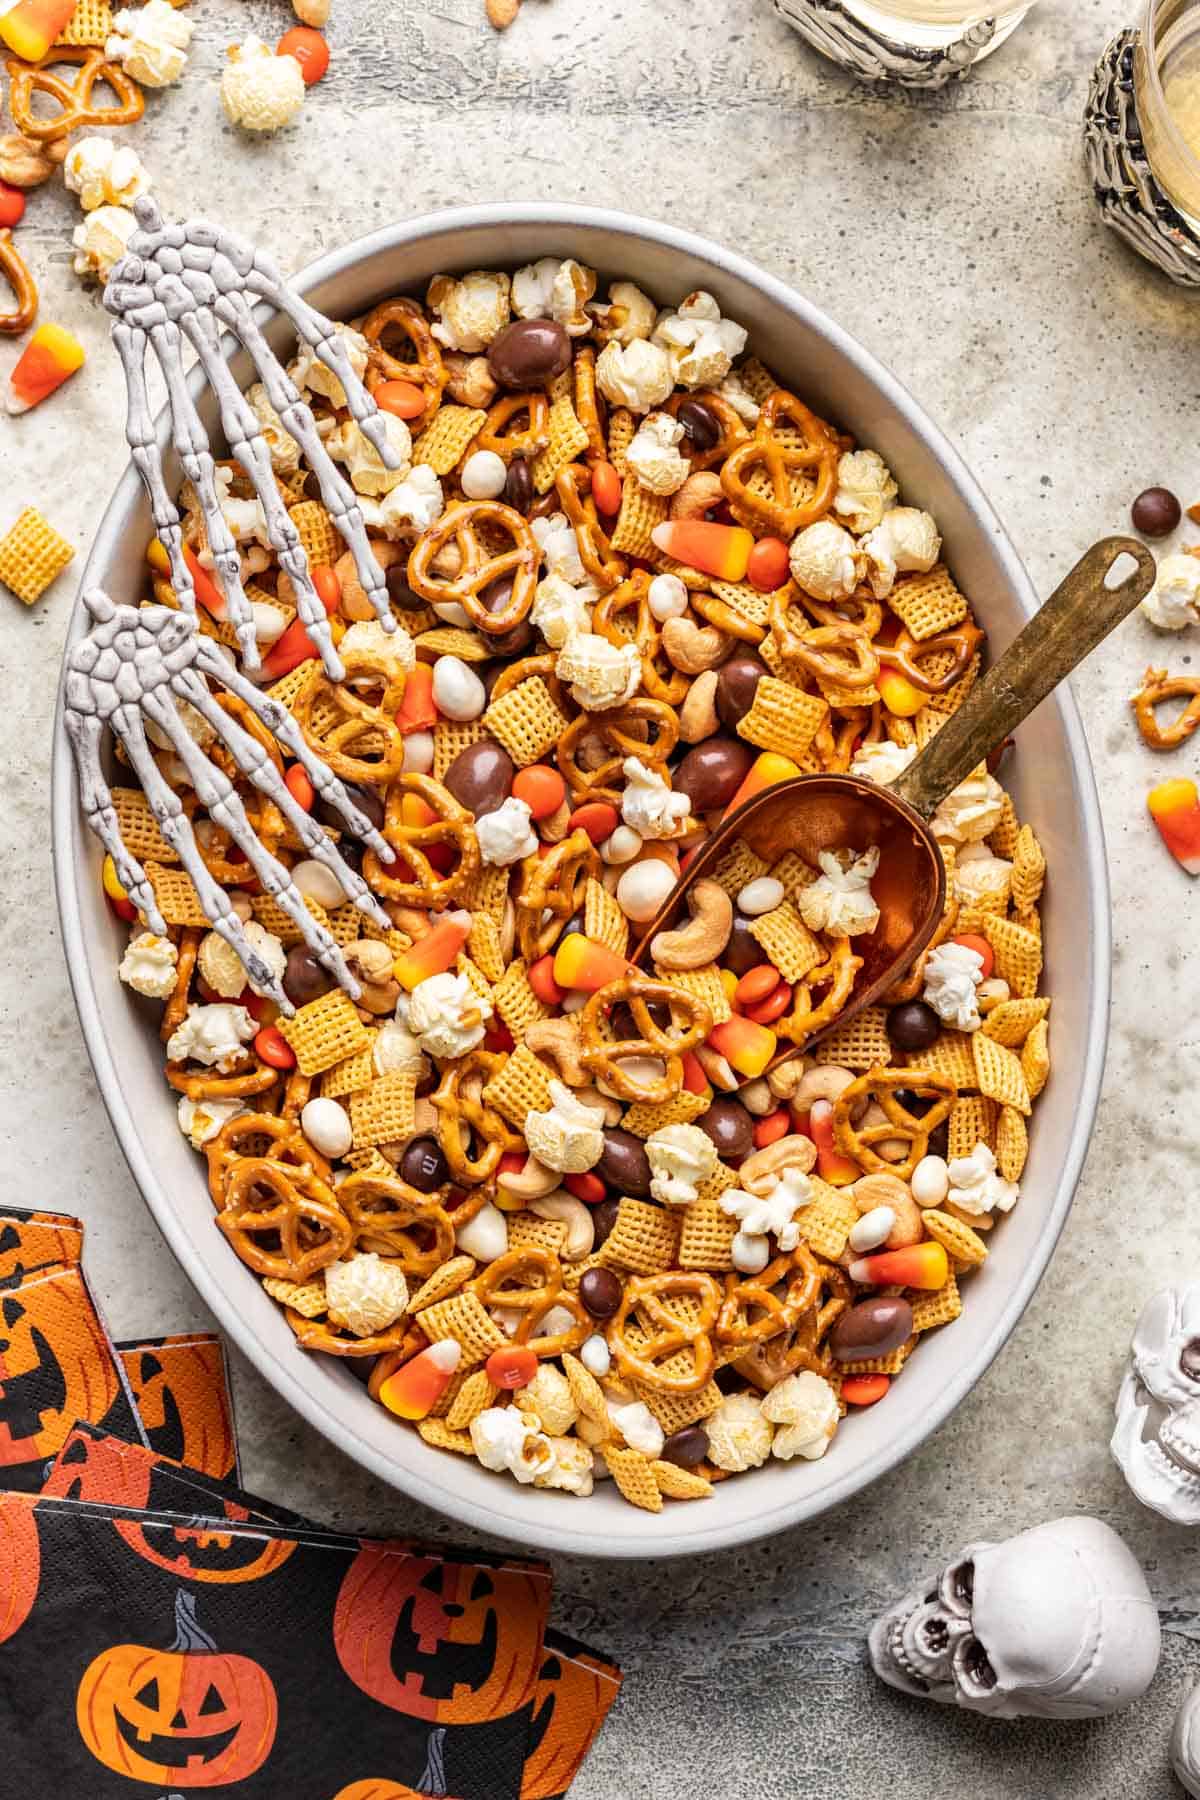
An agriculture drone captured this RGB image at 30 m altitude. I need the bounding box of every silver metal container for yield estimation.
[52,205,1109,1559]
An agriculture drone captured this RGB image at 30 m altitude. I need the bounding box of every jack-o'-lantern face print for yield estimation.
[0,1493,39,1646]
[0,1268,117,1463]
[42,1427,155,1510]
[0,1211,82,1284]
[119,1337,237,1482]
[115,1509,298,1586]
[521,1648,614,1800]
[333,1548,544,1725]
[76,1592,277,1788]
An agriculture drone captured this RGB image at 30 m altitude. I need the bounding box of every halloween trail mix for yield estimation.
[105,262,1053,1514]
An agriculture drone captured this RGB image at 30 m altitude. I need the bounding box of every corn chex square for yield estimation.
[491,958,550,1037]
[888,566,968,641]
[279,989,371,1077]
[737,677,828,761]
[412,407,487,475]
[611,481,669,558]
[972,1032,1031,1116]
[481,1043,555,1129]
[748,901,825,983]
[349,1071,417,1147]
[484,678,569,767]
[0,507,74,605]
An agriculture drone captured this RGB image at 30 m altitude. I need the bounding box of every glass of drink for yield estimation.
[1136,0,1200,224]
[773,0,1039,86]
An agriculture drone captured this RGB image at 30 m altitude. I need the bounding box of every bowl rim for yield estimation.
[51,202,1111,1558]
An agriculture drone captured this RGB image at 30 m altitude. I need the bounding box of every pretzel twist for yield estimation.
[291,651,409,785]
[554,463,625,592]
[833,1066,956,1179]
[662,390,751,472]
[338,1170,455,1275]
[716,1245,821,1348]
[719,389,840,536]
[206,1111,329,1207]
[6,48,144,140]
[515,827,598,962]
[406,499,539,634]
[286,1308,412,1358]
[361,296,447,426]
[557,696,680,806]
[607,1271,722,1395]
[578,974,711,1104]
[471,392,550,462]
[878,622,983,695]
[470,1247,589,1356]
[216,1157,353,1280]
[591,572,689,706]
[363,771,479,906]
[0,229,37,337]
[431,1050,524,1185]
[1131,666,1200,750]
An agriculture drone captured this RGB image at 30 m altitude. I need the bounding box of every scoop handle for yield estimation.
[892,536,1157,821]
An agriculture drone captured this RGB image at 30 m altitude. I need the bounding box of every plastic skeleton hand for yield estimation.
[103,195,398,679]
[64,591,397,1014]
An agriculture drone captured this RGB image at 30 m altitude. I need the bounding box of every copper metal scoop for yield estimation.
[632,536,1156,1055]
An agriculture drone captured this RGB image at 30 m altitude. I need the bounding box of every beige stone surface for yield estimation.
[3,1,1200,1793]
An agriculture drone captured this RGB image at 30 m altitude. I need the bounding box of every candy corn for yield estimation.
[877,668,925,718]
[393,910,473,990]
[0,0,77,61]
[1148,777,1200,875]
[806,1098,861,1186]
[724,751,801,817]
[184,545,229,622]
[650,520,755,582]
[847,1241,950,1290]
[396,660,436,732]
[5,322,85,415]
[101,853,136,922]
[552,933,630,992]
[376,1339,461,1420]
[707,1015,777,1079]
[680,1049,711,1096]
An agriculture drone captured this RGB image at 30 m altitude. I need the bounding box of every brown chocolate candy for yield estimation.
[487,318,571,389]
[830,1296,914,1363]
[579,1266,623,1319]
[596,1127,652,1197]
[698,1098,754,1161]
[715,653,767,729]
[673,737,755,813]
[443,738,515,818]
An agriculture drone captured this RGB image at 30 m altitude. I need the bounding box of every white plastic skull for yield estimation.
[868,1515,1160,1719]
[1112,1284,1200,1524]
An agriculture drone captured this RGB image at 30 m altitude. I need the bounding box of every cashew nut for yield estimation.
[292,0,330,25]
[333,541,403,621]
[574,1082,624,1125]
[496,1154,561,1199]
[539,796,572,843]
[767,1057,811,1102]
[661,617,732,675]
[852,1173,923,1249]
[345,939,401,1015]
[531,1190,595,1261]
[669,471,724,521]
[443,352,498,410]
[526,1017,587,1087]
[679,668,720,744]
[411,1095,439,1137]
[739,1134,818,1197]
[650,878,733,971]
[792,1065,858,1110]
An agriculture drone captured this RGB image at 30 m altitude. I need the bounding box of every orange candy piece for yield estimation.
[254,1025,295,1070]
[6,322,85,413]
[377,1340,462,1420]
[183,546,229,622]
[725,751,801,817]
[706,1015,776,1078]
[396,661,437,732]
[485,1345,538,1390]
[527,953,565,1007]
[951,932,994,980]
[552,933,629,992]
[841,1373,890,1407]
[681,1050,711,1096]
[1149,777,1200,874]
[591,460,622,515]
[512,764,566,820]
[277,24,329,82]
[393,911,472,990]
[746,535,790,593]
[734,964,780,1007]
[374,378,426,420]
[848,1241,949,1290]
[650,519,754,582]
[568,801,619,844]
[284,764,315,811]
[0,0,77,59]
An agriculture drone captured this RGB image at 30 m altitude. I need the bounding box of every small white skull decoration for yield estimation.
[1112,1284,1200,1524]
[868,1515,1160,1719]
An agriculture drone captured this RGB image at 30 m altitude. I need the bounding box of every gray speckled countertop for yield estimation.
[4,1,1200,1793]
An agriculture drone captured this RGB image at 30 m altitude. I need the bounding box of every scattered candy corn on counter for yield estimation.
[106,262,1053,1512]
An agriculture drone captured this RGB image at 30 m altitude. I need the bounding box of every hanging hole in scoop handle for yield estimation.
[892,536,1157,822]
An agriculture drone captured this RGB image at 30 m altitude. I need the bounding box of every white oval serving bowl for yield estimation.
[52,204,1109,1559]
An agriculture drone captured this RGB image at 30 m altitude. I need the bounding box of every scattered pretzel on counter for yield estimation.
[99,256,1055,1512]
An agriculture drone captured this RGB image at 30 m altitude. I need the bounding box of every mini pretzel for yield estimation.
[1131,666,1200,750]
[488,649,569,710]
[558,697,680,806]
[361,296,447,425]
[166,1057,280,1103]
[286,1309,412,1358]
[572,345,607,464]
[515,827,598,961]
[406,499,539,635]
[363,772,479,907]
[339,1170,455,1276]
[663,389,750,472]
[878,622,983,695]
[471,1247,589,1356]
[691,587,768,645]
[782,621,879,691]
[431,1050,524,1184]
[161,928,200,1044]
[716,1245,821,1348]
[578,975,712,1104]
[0,229,37,337]
[591,574,688,705]
[607,1271,722,1395]
[472,392,550,462]
[7,48,145,140]
[734,1290,847,1390]
[291,651,408,784]
[833,1066,956,1179]
[813,706,873,769]
[206,1111,329,1207]
[719,389,839,536]
[777,937,864,1047]
[554,464,625,592]
[216,1156,353,1280]
[794,586,884,640]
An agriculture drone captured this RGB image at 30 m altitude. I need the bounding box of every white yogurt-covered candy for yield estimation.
[300,1097,353,1159]
[432,655,486,721]
[616,858,678,923]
